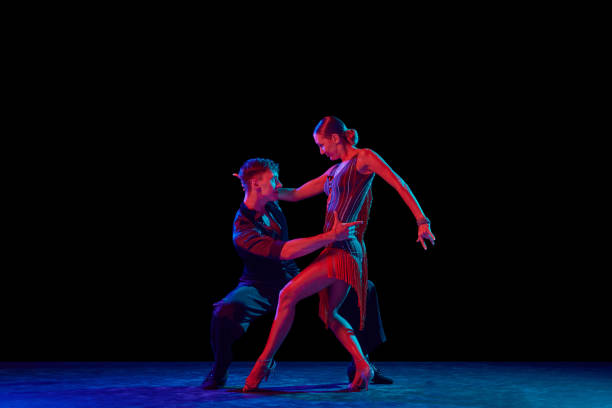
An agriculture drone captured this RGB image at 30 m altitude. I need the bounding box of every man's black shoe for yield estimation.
[201,370,228,390]
[347,361,393,384]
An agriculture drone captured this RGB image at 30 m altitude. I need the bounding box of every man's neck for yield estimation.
[243,193,268,216]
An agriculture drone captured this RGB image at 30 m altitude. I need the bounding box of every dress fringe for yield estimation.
[317,246,368,331]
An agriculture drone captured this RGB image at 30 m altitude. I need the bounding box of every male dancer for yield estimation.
[202,158,391,389]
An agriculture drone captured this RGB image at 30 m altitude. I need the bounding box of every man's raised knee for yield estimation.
[367,280,376,293]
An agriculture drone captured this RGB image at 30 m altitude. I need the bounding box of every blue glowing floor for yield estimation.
[1,361,611,407]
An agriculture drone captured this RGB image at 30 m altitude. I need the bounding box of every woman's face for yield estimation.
[313,132,340,161]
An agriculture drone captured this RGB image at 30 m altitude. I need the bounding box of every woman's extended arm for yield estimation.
[359,149,436,249]
[277,171,328,202]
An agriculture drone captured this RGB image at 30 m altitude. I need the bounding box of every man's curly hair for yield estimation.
[233,158,279,192]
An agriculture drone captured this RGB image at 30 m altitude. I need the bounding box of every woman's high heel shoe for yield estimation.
[348,362,374,392]
[241,359,277,392]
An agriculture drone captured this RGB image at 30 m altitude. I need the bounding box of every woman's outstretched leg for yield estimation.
[242,258,336,391]
[261,257,336,360]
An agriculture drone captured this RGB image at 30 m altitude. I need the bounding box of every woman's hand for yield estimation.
[331,211,363,241]
[417,224,436,250]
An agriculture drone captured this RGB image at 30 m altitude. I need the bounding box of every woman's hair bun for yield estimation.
[345,129,358,146]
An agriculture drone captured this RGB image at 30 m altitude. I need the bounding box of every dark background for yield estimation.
[5,42,607,363]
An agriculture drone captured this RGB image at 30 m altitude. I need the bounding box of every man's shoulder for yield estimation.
[233,206,253,231]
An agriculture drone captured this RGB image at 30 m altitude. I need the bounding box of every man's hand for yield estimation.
[331,211,363,241]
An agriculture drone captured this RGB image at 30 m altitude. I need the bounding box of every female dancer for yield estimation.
[242,116,436,392]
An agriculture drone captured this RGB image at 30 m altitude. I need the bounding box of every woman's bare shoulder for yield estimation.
[355,148,378,174]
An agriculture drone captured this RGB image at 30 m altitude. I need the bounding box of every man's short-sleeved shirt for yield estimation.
[233,201,300,286]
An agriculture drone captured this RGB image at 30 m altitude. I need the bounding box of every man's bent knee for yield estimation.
[367,280,376,294]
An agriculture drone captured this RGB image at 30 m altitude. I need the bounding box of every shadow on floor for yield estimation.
[225,382,349,394]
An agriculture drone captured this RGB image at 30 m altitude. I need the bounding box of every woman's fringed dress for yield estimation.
[317,155,374,331]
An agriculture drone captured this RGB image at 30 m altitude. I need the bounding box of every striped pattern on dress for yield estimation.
[317,154,374,331]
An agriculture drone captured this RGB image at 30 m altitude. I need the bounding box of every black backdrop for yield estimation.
[6,60,607,363]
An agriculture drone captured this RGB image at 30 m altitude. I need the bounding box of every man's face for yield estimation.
[254,169,282,201]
